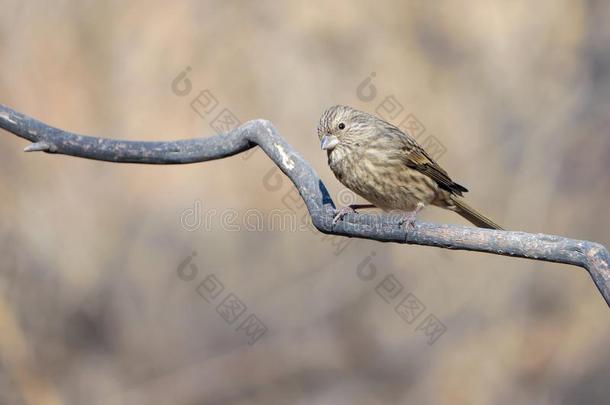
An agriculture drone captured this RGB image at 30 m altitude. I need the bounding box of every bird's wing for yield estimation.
[382,123,467,196]
[404,145,467,195]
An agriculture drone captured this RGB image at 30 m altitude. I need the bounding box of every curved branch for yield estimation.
[1,103,608,307]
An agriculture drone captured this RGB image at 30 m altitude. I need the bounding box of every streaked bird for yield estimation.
[318,105,503,230]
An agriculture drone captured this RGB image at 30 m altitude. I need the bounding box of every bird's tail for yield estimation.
[451,198,503,230]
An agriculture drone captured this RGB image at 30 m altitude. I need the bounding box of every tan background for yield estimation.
[1,1,609,404]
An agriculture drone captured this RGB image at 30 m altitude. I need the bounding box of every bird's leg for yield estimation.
[333,204,376,224]
[399,202,425,231]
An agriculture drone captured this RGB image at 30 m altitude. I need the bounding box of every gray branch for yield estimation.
[1,103,608,307]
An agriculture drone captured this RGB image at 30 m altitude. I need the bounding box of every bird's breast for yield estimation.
[328,146,439,211]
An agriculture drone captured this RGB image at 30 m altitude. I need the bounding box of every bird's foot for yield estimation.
[398,202,425,232]
[332,204,376,225]
[333,206,356,224]
[399,211,418,230]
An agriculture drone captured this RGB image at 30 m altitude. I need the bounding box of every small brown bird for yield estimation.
[318,105,503,230]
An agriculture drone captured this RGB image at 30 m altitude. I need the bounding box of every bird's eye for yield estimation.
[338,123,345,130]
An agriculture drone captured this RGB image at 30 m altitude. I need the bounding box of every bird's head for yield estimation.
[317,105,373,152]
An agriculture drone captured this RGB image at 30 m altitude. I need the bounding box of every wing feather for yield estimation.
[381,121,468,196]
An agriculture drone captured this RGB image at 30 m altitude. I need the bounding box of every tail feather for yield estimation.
[451,198,503,230]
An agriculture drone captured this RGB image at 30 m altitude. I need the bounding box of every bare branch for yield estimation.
[1,103,608,307]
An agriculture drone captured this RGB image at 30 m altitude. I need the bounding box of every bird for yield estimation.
[317,105,503,230]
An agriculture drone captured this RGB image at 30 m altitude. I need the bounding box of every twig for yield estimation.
[1,103,608,307]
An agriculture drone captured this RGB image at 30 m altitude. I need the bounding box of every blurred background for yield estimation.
[1,1,609,404]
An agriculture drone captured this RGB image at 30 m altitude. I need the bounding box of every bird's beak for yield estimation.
[320,134,339,150]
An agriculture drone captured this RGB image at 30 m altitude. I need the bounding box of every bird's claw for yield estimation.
[398,202,425,232]
[399,211,418,231]
[333,206,355,225]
